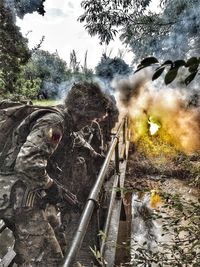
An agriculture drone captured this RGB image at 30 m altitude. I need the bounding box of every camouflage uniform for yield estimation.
[12,111,65,266]
[58,122,107,261]
[7,82,109,265]
[12,111,105,265]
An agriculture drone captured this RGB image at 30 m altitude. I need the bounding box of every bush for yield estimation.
[15,77,42,99]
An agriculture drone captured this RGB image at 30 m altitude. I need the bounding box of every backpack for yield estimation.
[0,100,63,175]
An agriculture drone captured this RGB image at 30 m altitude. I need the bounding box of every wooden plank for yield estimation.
[103,141,130,266]
[0,248,16,267]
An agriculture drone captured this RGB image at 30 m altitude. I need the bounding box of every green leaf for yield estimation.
[164,67,179,84]
[134,65,148,73]
[188,64,199,73]
[161,60,173,66]
[173,60,186,68]
[140,56,159,66]
[185,71,198,85]
[135,57,159,73]
[186,57,198,67]
[152,66,165,80]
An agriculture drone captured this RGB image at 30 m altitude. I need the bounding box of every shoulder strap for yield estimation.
[0,106,64,175]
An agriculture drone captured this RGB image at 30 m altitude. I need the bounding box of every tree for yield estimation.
[126,0,200,61]
[69,50,80,73]
[79,0,200,63]
[0,0,30,93]
[31,50,69,83]
[14,61,42,100]
[5,0,46,18]
[95,54,131,81]
[79,0,151,45]
[21,49,72,98]
[68,50,94,82]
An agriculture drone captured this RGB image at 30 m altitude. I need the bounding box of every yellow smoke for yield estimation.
[150,190,162,208]
[116,75,200,155]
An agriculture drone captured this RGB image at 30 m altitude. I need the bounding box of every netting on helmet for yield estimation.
[65,82,109,118]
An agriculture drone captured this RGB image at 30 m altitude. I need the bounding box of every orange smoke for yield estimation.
[116,74,200,154]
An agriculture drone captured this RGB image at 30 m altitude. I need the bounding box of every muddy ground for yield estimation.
[121,142,200,267]
[125,143,200,196]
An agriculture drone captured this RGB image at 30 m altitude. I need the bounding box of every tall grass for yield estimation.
[33,99,62,106]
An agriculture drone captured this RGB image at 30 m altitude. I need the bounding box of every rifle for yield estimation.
[55,179,81,208]
[45,179,82,212]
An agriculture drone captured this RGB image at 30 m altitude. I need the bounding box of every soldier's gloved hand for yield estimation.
[45,181,63,205]
[93,151,106,166]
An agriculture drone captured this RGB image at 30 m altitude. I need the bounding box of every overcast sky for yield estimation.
[16,0,133,69]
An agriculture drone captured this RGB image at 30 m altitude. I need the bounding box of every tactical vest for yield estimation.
[0,100,64,175]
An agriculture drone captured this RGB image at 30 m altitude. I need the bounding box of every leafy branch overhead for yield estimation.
[135,56,200,85]
[79,0,200,63]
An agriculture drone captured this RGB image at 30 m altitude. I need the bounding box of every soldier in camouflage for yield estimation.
[10,82,109,266]
[57,96,118,262]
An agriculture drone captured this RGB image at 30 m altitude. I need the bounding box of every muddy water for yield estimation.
[130,179,199,267]
[130,192,167,267]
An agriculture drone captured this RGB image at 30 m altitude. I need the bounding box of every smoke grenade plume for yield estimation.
[115,73,200,155]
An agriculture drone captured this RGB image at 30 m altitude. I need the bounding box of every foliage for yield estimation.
[19,50,72,98]
[135,56,200,85]
[32,99,60,106]
[12,49,95,99]
[79,0,200,63]
[123,0,200,61]
[95,54,131,80]
[31,50,69,83]
[89,245,106,266]
[0,0,30,93]
[69,50,94,80]
[79,0,151,44]
[131,193,200,266]
[15,77,41,99]
[5,0,46,18]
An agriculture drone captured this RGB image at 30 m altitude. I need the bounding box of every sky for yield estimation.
[16,0,133,69]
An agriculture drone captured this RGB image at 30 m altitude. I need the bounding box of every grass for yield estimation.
[32,99,62,106]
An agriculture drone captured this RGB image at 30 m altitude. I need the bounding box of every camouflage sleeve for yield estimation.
[15,113,64,190]
[73,132,98,157]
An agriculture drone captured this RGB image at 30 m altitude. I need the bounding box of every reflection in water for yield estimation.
[150,190,162,209]
[130,192,166,267]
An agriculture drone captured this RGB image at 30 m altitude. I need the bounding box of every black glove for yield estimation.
[45,182,63,205]
[44,181,82,211]
[93,152,106,167]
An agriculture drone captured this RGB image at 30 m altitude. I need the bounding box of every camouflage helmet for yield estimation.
[65,81,109,118]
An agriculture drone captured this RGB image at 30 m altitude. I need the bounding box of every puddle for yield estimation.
[130,183,199,267]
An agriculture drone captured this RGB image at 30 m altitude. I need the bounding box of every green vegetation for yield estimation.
[0,0,30,93]
[79,0,200,85]
[80,0,200,63]
[32,99,61,106]
[95,54,132,81]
